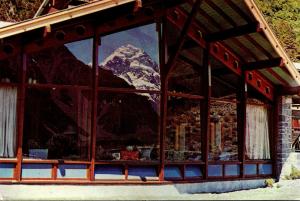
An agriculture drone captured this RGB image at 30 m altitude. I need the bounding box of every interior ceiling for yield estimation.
[177,0,297,87]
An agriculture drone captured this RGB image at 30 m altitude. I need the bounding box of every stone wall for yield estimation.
[277,96,293,180]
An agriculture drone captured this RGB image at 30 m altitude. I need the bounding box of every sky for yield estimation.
[65,23,159,65]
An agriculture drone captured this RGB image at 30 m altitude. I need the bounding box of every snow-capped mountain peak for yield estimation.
[100,44,160,91]
[100,44,160,108]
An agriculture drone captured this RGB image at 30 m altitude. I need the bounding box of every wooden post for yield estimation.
[158,16,167,181]
[89,32,100,181]
[239,71,247,178]
[15,50,26,181]
[202,43,210,179]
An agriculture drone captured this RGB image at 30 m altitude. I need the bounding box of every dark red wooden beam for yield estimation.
[166,6,275,101]
[165,0,203,78]
[205,23,261,42]
[243,58,284,71]
[245,71,274,100]
[280,86,300,95]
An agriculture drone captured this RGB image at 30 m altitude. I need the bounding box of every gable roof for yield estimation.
[0,0,298,89]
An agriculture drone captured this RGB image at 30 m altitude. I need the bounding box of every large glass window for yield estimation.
[166,97,201,161]
[23,88,92,160]
[0,56,20,158]
[245,87,271,160]
[26,39,93,86]
[165,30,203,162]
[96,92,160,161]
[209,59,239,161]
[23,38,93,160]
[98,24,160,91]
[96,24,160,161]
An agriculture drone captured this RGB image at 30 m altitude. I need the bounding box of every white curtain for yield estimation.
[246,104,270,159]
[0,87,17,158]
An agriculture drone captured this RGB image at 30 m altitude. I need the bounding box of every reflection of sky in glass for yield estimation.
[64,24,159,66]
[99,23,159,64]
[65,38,93,65]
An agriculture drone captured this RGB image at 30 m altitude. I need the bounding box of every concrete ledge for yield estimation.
[0,180,266,200]
[174,179,266,193]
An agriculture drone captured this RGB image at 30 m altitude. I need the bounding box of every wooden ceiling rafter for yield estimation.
[230,38,260,61]
[204,0,237,27]
[184,1,260,62]
[167,5,275,100]
[205,23,260,42]
[165,0,203,79]
[244,34,273,59]
[224,0,253,23]
[243,57,284,71]
[266,68,290,86]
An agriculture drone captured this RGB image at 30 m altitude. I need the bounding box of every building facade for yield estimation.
[0,0,298,186]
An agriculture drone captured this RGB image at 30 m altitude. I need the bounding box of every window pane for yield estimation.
[96,92,160,161]
[168,46,203,95]
[209,101,238,161]
[210,58,239,161]
[246,86,271,160]
[166,97,201,161]
[0,87,18,158]
[27,38,93,86]
[23,88,92,160]
[0,56,20,83]
[98,24,160,90]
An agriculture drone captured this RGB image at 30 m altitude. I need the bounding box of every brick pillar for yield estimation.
[277,96,292,179]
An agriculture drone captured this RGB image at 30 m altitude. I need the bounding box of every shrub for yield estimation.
[265,178,275,187]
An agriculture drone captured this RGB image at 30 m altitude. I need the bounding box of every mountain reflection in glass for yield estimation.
[98,23,160,91]
[96,24,160,161]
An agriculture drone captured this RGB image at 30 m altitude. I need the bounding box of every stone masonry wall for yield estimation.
[277,96,293,180]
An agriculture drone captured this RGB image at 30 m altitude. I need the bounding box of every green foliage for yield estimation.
[265,178,275,187]
[284,165,300,180]
[290,165,300,179]
[255,0,300,62]
[0,0,43,22]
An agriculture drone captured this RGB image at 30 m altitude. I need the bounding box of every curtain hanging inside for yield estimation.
[246,104,270,159]
[0,87,17,158]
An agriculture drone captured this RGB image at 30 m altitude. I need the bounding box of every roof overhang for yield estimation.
[0,0,298,98]
[0,0,135,39]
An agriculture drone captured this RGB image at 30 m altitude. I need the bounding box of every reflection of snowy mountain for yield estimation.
[100,44,160,105]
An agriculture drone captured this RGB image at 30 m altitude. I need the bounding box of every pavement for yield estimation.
[0,180,300,200]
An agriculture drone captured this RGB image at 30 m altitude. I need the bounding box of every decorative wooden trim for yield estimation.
[245,71,274,100]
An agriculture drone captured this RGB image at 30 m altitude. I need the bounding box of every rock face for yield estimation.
[100,44,160,91]
[100,44,160,107]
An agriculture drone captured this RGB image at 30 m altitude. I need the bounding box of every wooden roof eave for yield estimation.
[245,0,300,87]
[0,0,136,40]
